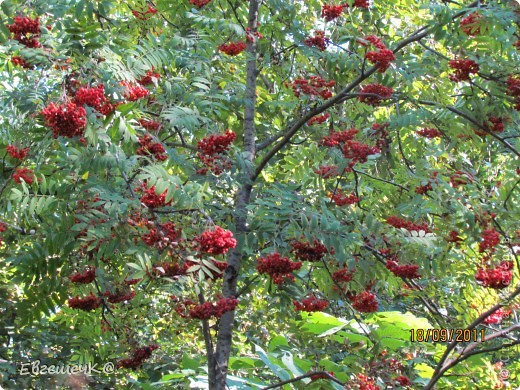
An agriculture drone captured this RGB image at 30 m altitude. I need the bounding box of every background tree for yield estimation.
[0,0,519,389]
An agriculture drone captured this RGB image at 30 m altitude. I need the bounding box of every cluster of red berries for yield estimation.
[257,252,302,284]
[131,5,157,20]
[124,278,141,285]
[346,373,380,390]
[197,131,236,175]
[117,344,159,369]
[483,307,512,324]
[138,118,161,131]
[137,135,167,161]
[218,41,247,56]
[506,75,520,96]
[293,294,329,312]
[153,262,189,278]
[11,56,32,69]
[290,239,330,262]
[6,145,29,160]
[7,16,41,48]
[479,228,500,253]
[290,76,335,99]
[475,261,513,289]
[69,267,96,284]
[121,81,150,101]
[104,289,136,303]
[385,259,420,279]
[363,35,395,73]
[370,122,390,150]
[365,49,395,72]
[417,127,442,138]
[74,84,115,116]
[331,190,359,206]
[314,165,339,179]
[349,290,378,313]
[245,27,263,43]
[460,12,483,36]
[415,182,432,195]
[448,59,479,82]
[342,140,380,166]
[176,297,238,319]
[197,131,236,155]
[415,172,438,195]
[0,222,6,246]
[189,0,212,8]
[137,184,171,208]
[195,226,237,255]
[12,167,35,185]
[332,267,355,283]
[359,35,386,50]
[358,84,393,106]
[320,128,359,147]
[307,113,330,125]
[484,116,506,134]
[386,215,431,233]
[304,30,329,51]
[393,376,411,387]
[445,230,463,244]
[142,221,181,248]
[138,70,161,86]
[449,170,474,188]
[506,75,520,110]
[321,5,344,22]
[350,0,370,8]
[68,293,102,311]
[41,102,87,138]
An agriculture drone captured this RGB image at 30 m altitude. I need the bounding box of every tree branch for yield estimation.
[417,100,520,157]
[425,284,520,390]
[261,371,344,390]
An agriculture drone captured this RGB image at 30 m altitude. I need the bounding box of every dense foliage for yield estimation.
[0,0,519,389]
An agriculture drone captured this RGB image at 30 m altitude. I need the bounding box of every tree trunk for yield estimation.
[210,0,259,388]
